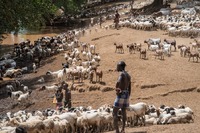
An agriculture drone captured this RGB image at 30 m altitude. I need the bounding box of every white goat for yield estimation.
[33,63,37,73]
[7,91,23,100]
[40,84,59,91]
[18,91,32,105]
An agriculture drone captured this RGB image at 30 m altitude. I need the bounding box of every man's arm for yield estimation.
[116,72,123,88]
[116,72,123,94]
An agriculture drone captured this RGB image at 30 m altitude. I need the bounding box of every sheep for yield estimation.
[167,113,194,124]
[8,117,45,133]
[166,116,182,124]
[128,102,149,126]
[76,115,88,133]
[139,49,147,59]
[76,111,103,133]
[175,106,194,115]
[114,43,124,54]
[48,112,77,133]
[99,111,113,131]
[175,113,194,123]
[53,118,70,133]
[0,126,16,133]
[155,49,164,60]
[157,109,175,124]
[145,117,158,125]
[13,110,27,118]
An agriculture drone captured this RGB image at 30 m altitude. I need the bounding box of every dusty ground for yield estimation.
[1,17,200,133]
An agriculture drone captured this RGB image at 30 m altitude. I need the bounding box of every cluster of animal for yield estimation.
[5,80,33,106]
[114,37,200,62]
[0,102,194,133]
[45,38,103,84]
[0,27,104,84]
[102,0,200,38]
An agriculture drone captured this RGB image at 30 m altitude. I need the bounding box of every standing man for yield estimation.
[114,10,120,30]
[90,17,94,27]
[62,83,72,109]
[55,87,63,110]
[130,0,135,11]
[99,15,103,28]
[113,61,131,133]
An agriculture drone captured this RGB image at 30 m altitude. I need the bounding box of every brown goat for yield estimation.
[179,46,190,57]
[127,43,135,54]
[164,39,176,51]
[114,43,124,54]
[188,51,199,62]
[89,70,95,83]
[93,67,103,83]
[70,70,82,83]
[140,49,147,59]
[155,49,164,60]
[134,43,142,51]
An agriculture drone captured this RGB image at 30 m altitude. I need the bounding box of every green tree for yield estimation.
[0,0,88,43]
[0,0,56,36]
[53,0,86,15]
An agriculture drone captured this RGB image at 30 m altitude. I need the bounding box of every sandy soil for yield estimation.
[1,19,200,133]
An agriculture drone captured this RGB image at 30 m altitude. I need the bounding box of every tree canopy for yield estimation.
[0,0,86,40]
[53,0,86,15]
[0,0,57,35]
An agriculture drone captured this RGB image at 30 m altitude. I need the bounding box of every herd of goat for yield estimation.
[0,102,194,133]
[0,1,200,132]
[114,37,200,62]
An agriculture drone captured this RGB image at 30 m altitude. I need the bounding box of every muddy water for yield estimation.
[0,26,68,56]
[2,26,70,45]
